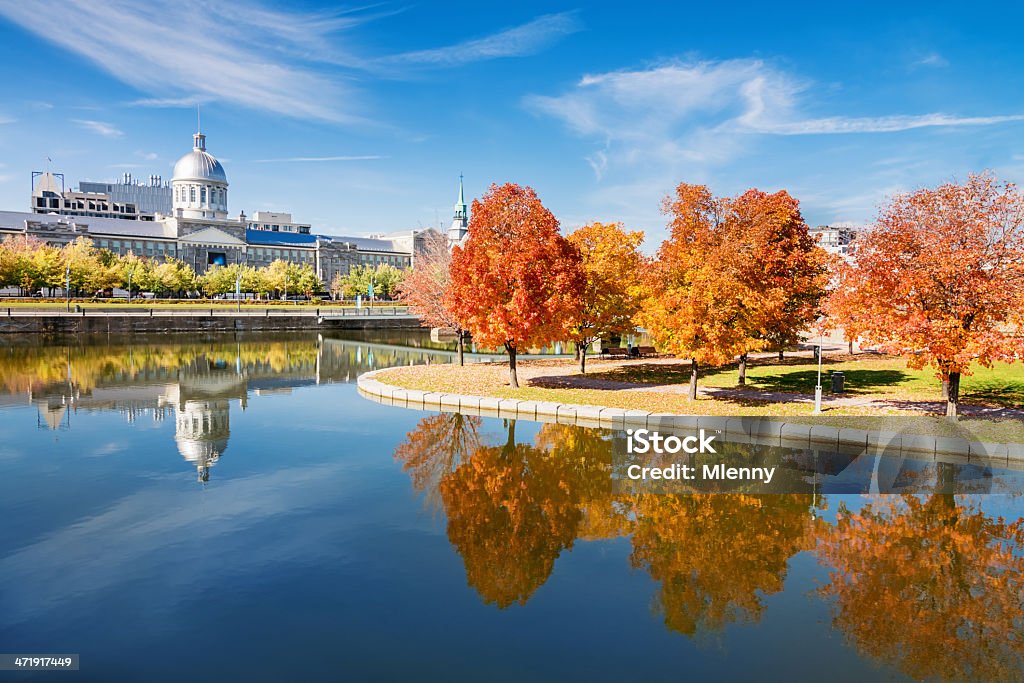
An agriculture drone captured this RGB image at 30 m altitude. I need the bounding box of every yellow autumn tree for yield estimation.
[566,222,646,373]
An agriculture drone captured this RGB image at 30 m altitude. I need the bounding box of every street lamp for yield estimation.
[127,266,134,304]
[235,246,247,313]
[814,331,823,414]
[65,262,71,312]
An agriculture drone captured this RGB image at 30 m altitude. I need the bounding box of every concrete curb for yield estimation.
[356,369,1024,465]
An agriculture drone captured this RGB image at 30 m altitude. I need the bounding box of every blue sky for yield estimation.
[1,1,1023,249]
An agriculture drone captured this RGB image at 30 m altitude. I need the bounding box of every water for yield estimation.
[0,331,1021,682]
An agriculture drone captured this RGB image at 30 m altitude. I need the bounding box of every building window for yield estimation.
[201,187,207,203]
[190,186,196,203]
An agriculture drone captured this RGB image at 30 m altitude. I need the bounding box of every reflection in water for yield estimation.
[0,333,459,481]
[817,490,1024,683]
[394,414,1024,681]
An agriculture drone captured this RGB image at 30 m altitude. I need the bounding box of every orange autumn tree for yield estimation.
[446,183,585,388]
[566,222,645,373]
[729,189,830,379]
[395,230,470,365]
[830,173,1024,416]
[817,493,1024,682]
[639,183,753,400]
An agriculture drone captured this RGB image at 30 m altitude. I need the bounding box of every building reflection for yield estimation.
[0,333,459,482]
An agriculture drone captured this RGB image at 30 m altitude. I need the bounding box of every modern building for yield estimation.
[809,225,857,256]
[79,173,172,216]
[247,211,311,234]
[4,127,450,286]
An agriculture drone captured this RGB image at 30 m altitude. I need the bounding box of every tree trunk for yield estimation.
[688,359,698,401]
[778,348,784,361]
[579,342,588,374]
[941,378,949,400]
[945,371,960,418]
[456,331,465,367]
[738,353,748,385]
[574,344,581,361]
[506,343,519,389]
[848,339,854,355]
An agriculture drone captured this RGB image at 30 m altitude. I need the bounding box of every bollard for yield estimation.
[210,308,214,317]
[150,308,153,317]
[266,308,270,318]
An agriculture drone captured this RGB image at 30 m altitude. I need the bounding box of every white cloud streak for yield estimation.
[527,58,1024,173]
[0,0,367,123]
[73,119,124,138]
[385,12,580,66]
[251,155,386,163]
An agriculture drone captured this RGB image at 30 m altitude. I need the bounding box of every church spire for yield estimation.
[448,174,469,245]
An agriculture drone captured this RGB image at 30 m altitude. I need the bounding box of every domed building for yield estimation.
[172,132,229,220]
[164,128,248,270]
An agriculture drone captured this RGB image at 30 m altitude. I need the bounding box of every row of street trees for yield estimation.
[0,235,322,299]
[399,174,1024,416]
[330,263,405,301]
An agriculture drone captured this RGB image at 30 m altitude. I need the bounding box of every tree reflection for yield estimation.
[393,413,483,512]
[629,493,816,637]
[817,490,1024,682]
[440,420,584,608]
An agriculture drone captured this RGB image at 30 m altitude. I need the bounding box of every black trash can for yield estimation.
[831,371,845,393]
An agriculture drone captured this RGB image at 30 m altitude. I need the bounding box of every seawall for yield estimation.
[0,311,423,334]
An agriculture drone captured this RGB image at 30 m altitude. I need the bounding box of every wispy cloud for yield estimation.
[251,155,385,163]
[527,58,1024,174]
[0,0,370,124]
[74,119,124,138]
[0,116,14,125]
[385,12,580,66]
[914,52,949,68]
[127,96,211,109]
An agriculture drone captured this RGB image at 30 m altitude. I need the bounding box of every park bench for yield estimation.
[602,346,630,357]
[636,346,658,358]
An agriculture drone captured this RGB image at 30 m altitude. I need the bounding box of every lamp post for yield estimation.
[235,246,247,313]
[65,262,71,312]
[127,267,134,304]
[813,331,823,414]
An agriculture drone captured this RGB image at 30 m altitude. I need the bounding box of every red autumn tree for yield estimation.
[566,222,646,373]
[639,183,754,400]
[729,189,831,381]
[446,183,585,388]
[827,173,1024,416]
[395,230,470,365]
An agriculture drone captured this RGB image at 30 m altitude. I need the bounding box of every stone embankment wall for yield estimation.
[0,313,422,334]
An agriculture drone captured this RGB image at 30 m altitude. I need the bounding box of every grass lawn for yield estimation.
[378,360,925,417]
[373,354,1024,443]
[584,353,1024,409]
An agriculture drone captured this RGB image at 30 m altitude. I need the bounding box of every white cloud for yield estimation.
[385,12,580,66]
[0,0,368,124]
[251,155,385,163]
[73,119,124,138]
[914,52,949,68]
[137,151,159,161]
[527,58,1024,174]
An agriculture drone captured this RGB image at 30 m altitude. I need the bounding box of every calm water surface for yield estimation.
[0,332,1021,682]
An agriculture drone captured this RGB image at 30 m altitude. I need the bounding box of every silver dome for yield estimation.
[173,149,227,184]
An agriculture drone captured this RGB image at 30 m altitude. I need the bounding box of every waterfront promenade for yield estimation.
[0,305,421,334]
